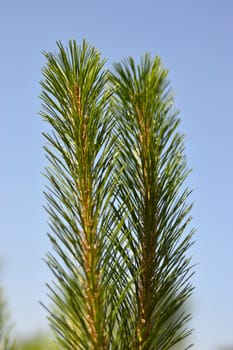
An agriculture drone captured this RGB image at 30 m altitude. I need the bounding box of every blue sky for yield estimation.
[0,1,233,349]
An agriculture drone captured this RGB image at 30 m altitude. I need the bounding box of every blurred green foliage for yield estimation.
[18,334,49,350]
[0,286,16,350]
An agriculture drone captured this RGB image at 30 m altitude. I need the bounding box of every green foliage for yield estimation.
[40,40,121,350]
[40,40,194,349]
[18,335,47,350]
[0,287,16,350]
[111,55,194,349]
[18,333,58,350]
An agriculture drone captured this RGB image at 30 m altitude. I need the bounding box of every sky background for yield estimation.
[0,1,232,349]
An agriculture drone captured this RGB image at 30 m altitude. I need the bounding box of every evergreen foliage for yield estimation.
[0,287,16,350]
[40,40,194,350]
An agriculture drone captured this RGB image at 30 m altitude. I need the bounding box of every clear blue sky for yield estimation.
[0,1,232,349]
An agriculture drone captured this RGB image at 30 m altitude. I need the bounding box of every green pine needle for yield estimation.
[40,40,194,350]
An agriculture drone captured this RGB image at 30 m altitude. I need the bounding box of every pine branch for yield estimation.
[40,40,121,350]
[40,41,195,350]
[111,54,194,349]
